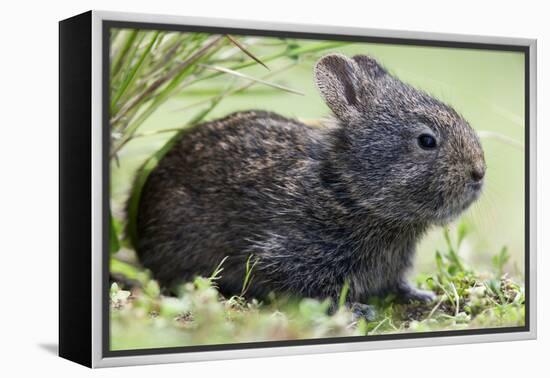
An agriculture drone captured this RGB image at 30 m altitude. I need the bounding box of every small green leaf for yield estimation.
[435,251,444,273]
[110,258,148,284]
[443,228,453,253]
[338,280,350,309]
[144,280,161,298]
[457,221,469,248]
[492,246,510,278]
[448,265,458,276]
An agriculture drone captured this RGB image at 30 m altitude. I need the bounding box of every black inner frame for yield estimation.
[102,19,531,358]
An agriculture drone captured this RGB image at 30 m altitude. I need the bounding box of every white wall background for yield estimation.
[0,0,546,376]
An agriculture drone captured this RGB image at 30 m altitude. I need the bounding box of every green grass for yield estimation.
[109,29,349,254]
[110,224,524,350]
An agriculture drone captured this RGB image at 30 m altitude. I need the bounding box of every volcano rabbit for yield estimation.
[135,54,486,314]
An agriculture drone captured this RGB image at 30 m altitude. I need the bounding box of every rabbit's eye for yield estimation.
[418,134,437,150]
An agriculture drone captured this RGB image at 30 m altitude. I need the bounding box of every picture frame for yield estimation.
[59,10,537,368]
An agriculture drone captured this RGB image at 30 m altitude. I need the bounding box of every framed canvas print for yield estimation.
[59,10,537,368]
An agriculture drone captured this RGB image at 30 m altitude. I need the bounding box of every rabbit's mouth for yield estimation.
[467,181,484,193]
[432,182,483,225]
[465,179,484,204]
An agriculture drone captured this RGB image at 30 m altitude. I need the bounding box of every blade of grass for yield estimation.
[427,295,445,319]
[185,41,350,88]
[443,228,465,272]
[450,282,460,316]
[111,35,225,156]
[112,32,147,89]
[241,254,259,297]
[226,35,269,70]
[198,63,304,95]
[209,256,229,281]
[338,280,350,309]
[111,30,139,79]
[111,31,161,111]
[174,61,299,113]
[147,33,192,75]
[369,317,389,334]
[456,221,469,249]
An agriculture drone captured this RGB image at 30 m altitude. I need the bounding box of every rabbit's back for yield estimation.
[136,111,326,293]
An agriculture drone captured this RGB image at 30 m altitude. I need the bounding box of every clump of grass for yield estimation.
[110,224,524,350]
[108,28,350,255]
[110,259,356,350]
[364,223,524,335]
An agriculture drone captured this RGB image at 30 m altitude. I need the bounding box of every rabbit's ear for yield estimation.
[352,55,388,79]
[314,54,362,120]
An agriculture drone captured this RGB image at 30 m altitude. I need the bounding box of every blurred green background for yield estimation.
[111,35,525,278]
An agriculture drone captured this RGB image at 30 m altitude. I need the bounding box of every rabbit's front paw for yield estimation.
[396,283,435,304]
[350,302,376,321]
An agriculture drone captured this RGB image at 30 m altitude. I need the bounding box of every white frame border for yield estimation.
[90,10,537,368]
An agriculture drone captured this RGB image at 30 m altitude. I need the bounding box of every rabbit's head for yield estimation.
[314,54,485,225]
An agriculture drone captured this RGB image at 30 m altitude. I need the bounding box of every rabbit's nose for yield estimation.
[470,165,485,182]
